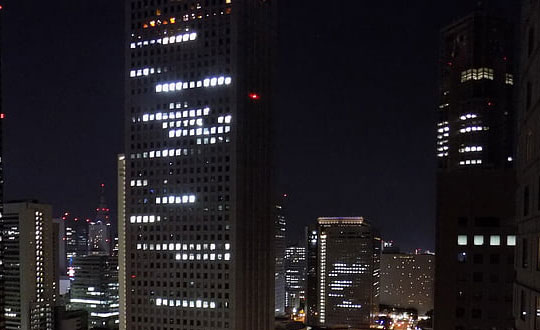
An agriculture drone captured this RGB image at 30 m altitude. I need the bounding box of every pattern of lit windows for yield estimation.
[460,68,494,82]
[155,75,232,93]
[459,145,483,153]
[459,159,483,166]
[505,73,514,85]
[130,67,157,78]
[129,215,161,224]
[456,234,516,246]
[130,32,197,49]
[319,234,327,324]
[437,121,449,158]
[154,298,217,309]
[155,194,196,204]
[459,125,489,133]
[460,113,478,120]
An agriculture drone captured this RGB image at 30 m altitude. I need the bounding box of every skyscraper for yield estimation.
[305,225,318,326]
[2,201,54,330]
[64,213,89,275]
[307,217,381,329]
[275,195,287,315]
[435,8,516,330]
[123,1,276,329]
[69,255,119,329]
[117,154,127,330]
[514,1,540,329]
[284,244,306,314]
[88,184,112,256]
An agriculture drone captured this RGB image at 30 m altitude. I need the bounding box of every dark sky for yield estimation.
[2,1,519,252]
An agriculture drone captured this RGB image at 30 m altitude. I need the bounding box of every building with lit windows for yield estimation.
[68,255,119,329]
[284,244,306,314]
[307,217,381,329]
[514,1,540,329]
[2,201,54,330]
[305,225,318,325]
[380,252,434,315]
[434,7,517,330]
[0,5,5,329]
[64,213,89,276]
[275,195,287,315]
[123,1,276,329]
[88,184,112,256]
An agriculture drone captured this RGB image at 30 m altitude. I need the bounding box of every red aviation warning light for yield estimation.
[249,93,260,100]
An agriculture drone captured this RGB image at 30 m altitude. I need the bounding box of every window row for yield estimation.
[130,32,197,49]
[457,234,516,246]
[155,75,232,93]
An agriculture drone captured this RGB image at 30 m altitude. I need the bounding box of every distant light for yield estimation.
[249,93,260,100]
[101,183,105,187]
[507,157,513,162]
[487,101,493,106]
[0,113,5,119]
[131,274,136,279]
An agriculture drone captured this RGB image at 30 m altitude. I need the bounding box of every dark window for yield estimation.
[458,217,468,226]
[529,26,536,57]
[474,217,500,227]
[456,308,465,318]
[524,238,530,268]
[471,309,482,319]
[525,186,531,216]
[473,272,483,282]
[527,82,533,110]
[457,252,467,263]
[489,254,500,264]
[473,254,483,264]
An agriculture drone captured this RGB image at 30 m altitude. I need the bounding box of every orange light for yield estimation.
[150,20,156,27]
[170,17,176,24]
[143,24,148,28]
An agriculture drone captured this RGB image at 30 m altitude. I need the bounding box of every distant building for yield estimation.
[284,244,306,314]
[68,255,119,329]
[2,201,55,330]
[52,218,66,302]
[54,306,88,330]
[64,213,89,275]
[307,217,381,329]
[275,195,287,315]
[305,225,319,325]
[88,184,111,256]
[117,154,126,330]
[380,253,434,314]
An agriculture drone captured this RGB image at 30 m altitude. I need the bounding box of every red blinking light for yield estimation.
[249,93,260,100]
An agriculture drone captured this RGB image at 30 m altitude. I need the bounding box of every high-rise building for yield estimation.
[68,255,119,329]
[88,184,112,256]
[275,195,287,315]
[52,218,66,302]
[117,154,127,330]
[2,201,54,330]
[0,4,5,329]
[307,217,381,329]
[123,1,276,329]
[305,225,318,326]
[284,244,306,314]
[64,213,89,276]
[380,252,434,315]
[54,306,88,330]
[434,8,517,330]
[514,1,540,329]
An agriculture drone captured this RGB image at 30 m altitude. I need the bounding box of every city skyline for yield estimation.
[1,1,520,253]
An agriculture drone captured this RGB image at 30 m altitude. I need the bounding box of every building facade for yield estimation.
[123,1,276,329]
[307,217,381,329]
[305,225,318,326]
[380,253,434,315]
[2,201,54,330]
[284,244,306,314]
[435,9,517,330]
[69,255,119,329]
[514,1,540,329]
[275,196,287,315]
[88,184,112,256]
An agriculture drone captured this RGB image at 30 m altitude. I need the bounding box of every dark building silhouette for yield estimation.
[434,8,516,330]
[275,194,287,315]
[514,1,540,329]
[123,1,276,329]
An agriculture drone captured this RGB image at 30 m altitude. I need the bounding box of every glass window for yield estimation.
[474,235,484,246]
[457,235,467,246]
[508,235,517,246]
[490,235,500,246]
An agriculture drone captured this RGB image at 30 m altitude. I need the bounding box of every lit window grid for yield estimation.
[155,76,232,93]
[456,234,516,246]
[460,68,494,82]
[459,145,483,153]
[459,126,489,133]
[130,32,197,49]
[155,195,196,204]
[505,73,514,85]
[138,106,211,122]
[459,159,483,166]
[154,298,217,309]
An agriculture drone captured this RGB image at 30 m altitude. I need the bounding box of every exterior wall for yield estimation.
[515,1,540,329]
[123,1,276,329]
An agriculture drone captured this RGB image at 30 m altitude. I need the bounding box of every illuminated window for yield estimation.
[457,235,467,246]
[507,235,516,246]
[489,235,500,246]
[473,235,484,246]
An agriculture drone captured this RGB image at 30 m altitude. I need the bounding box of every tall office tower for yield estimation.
[88,184,112,256]
[380,252,434,315]
[515,1,540,329]
[307,217,381,329]
[2,201,54,330]
[69,255,119,329]
[52,218,67,302]
[274,195,287,315]
[284,244,306,314]
[124,1,276,329]
[305,225,318,325]
[435,8,517,330]
[117,154,127,330]
[0,4,5,329]
[64,213,89,274]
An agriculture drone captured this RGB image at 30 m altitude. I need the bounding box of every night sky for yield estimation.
[2,1,519,252]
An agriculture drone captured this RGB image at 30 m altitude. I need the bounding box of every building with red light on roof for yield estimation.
[88,184,112,256]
